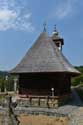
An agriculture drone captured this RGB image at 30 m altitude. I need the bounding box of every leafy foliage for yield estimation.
[72,66,83,86]
[0,71,17,91]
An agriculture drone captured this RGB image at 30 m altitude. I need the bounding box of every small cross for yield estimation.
[43,22,47,32]
[54,24,57,32]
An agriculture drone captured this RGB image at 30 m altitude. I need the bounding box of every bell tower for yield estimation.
[52,25,64,51]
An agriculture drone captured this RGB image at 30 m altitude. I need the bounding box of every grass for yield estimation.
[0,94,7,105]
[0,95,5,100]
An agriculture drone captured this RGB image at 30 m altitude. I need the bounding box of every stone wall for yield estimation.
[16,95,71,108]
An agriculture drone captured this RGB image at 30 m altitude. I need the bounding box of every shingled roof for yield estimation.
[10,31,80,75]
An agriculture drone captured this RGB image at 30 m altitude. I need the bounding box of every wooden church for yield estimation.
[10,26,80,100]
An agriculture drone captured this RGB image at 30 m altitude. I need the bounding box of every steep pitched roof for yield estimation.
[10,32,80,75]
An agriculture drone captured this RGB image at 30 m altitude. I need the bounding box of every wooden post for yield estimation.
[14,78,18,93]
[5,87,7,93]
[38,97,40,106]
[29,97,32,106]
[47,96,49,108]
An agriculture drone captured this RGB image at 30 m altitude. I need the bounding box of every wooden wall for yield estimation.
[18,73,71,96]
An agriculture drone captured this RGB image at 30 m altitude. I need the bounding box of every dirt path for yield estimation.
[18,115,69,125]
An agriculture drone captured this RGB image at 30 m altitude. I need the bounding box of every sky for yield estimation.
[0,0,83,71]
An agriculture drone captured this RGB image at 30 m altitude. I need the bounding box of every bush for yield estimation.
[71,66,83,86]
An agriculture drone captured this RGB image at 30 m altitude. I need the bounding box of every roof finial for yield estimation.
[54,24,57,32]
[53,24,58,35]
[43,22,47,32]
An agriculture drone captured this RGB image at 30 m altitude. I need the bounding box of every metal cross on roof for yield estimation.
[43,22,47,32]
[54,24,57,32]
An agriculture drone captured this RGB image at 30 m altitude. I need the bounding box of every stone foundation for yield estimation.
[16,95,71,108]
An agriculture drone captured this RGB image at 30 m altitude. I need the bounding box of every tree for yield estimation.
[72,66,83,86]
